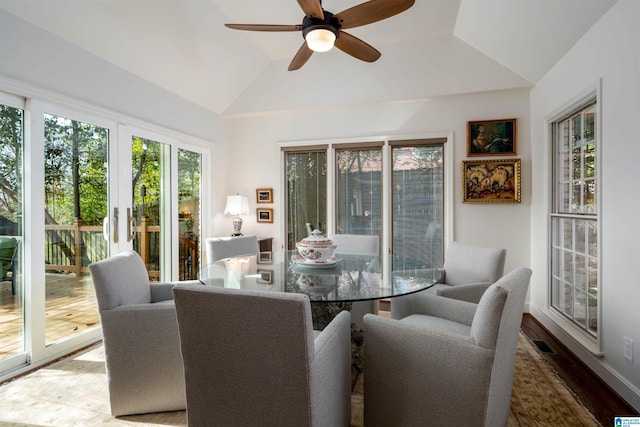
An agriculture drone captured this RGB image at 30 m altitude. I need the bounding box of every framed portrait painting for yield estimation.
[463,159,521,203]
[468,118,517,156]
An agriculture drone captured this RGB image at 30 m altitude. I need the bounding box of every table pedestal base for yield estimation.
[311,302,363,389]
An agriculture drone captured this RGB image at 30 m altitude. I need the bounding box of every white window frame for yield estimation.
[279,132,454,265]
[547,83,602,355]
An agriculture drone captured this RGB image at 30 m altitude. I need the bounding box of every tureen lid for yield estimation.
[300,229,333,245]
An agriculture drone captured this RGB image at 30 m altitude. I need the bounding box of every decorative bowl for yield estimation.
[295,229,337,262]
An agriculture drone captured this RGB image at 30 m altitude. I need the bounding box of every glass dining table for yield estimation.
[198,249,441,383]
[199,250,440,302]
[198,249,441,326]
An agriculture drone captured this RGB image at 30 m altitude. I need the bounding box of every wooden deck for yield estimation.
[0,273,100,358]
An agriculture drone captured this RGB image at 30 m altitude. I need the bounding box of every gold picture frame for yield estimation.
[467,118,517,156]
[256,188,273,204]
[257,208,273,223]
[463,159,521,203]
[257,269,273,284]
[258,251,273,264]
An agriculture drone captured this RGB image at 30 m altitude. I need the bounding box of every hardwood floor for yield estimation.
[520,314,638,425]
[379,300,638,425]
[0,273,99,358]
[2,284,639,425]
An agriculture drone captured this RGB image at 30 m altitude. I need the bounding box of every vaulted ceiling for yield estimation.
[0,0,617,116]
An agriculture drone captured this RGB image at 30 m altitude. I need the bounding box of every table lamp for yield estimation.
[224,194,250,236]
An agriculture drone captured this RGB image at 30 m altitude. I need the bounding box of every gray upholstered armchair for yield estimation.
[204,235,259,263]
[392,241,506,315]
[172,284,352,427]
[329,233,380,326]
[363,268,531,427]
[89,251,190,416]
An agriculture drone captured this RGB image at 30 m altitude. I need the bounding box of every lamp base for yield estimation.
[232,216,243,237]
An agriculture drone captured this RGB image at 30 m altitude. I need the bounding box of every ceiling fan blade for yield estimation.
[335,0,415,29]
[225,23,302,32]
[288,43,314,71]
[296,0,324,19]
[334,31,381,62]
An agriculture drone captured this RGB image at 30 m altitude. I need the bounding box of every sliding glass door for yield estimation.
[335,143,383,255]
[43,111,110,346]
[0,96,206,380]
[126,128,203,282]
[391,140,445,267]
[0,93,25,370]
[284,148,327,249]
[283,138,447,267]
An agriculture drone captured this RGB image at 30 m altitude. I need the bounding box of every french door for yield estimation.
[0,101,203,379]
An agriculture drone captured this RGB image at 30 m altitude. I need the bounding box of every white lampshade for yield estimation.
[305,28,336,52]
[224,195,250,216]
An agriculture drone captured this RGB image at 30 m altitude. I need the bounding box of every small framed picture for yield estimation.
[467,118,517,156]
[257,208,273,223]
[257,269,273,284]
[258,251,273,264]
[256,188,273,204]
[463,158,521,203]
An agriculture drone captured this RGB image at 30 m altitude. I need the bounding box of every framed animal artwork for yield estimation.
[463,159,521,203]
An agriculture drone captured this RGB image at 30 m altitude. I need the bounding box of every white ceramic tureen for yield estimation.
[295,229,337,262]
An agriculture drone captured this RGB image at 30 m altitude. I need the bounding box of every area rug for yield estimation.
[506,333,602,426]
[349,333,601,427]
[0,332,600,426]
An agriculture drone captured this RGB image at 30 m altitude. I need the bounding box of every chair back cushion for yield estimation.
[205,235,259,264]
[89,251,151,311]
[443,241,506,286]
[172,285,316,426]
[329,234,379,256]
[471,267,532,426]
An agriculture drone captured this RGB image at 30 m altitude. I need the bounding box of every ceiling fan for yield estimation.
[225,0,415,71]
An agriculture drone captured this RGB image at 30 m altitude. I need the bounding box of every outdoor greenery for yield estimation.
[1,105,202,273]
[0,105,23,230]
[44,113,108,226]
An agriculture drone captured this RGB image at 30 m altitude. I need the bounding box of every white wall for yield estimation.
[0,8,227,242]
[530,0,640,410]
[223,88,531,275]
[0,9,222,144]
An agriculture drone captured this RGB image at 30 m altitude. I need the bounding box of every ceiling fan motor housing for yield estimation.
[302,11,339,40]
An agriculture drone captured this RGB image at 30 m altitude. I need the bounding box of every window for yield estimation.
[335,143,383,243]
[283,138,446,267]
[391,141,444,267]
[284,147,327,250]
[550,101,599,338]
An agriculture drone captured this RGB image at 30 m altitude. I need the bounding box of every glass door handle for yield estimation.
[127,208,136,242]
[113,207,119,243]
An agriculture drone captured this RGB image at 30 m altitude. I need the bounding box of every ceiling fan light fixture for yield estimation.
[305,28,336,52]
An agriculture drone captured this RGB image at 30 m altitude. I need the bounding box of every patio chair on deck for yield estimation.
[0,237,19,295]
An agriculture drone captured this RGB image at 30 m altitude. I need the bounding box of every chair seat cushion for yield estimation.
[400,314,472,337]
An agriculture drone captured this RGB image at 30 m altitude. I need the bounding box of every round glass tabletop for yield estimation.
[199,250,441,303]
